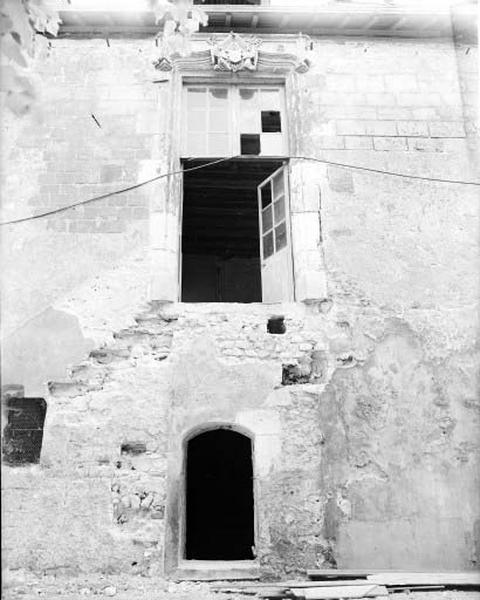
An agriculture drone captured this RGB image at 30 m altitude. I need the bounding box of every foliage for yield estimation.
[0,0,208,116]
[0,0,60,115]
[151,0,208,57]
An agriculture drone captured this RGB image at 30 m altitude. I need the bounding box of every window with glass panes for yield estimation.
[183,84,287,157]
[259,168,288,260]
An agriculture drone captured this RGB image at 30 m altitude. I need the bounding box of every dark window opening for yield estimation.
[240,134,261,155]
[181,158,282,302]
[261,111,282,133]
[2,397,47,466]
[186,429,254,560]
[267,315,285,334]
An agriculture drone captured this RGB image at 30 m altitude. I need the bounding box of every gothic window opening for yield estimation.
[2,397,47,466]
[186,429,254,560]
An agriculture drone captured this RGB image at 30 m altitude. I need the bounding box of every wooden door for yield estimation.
[257,165,294,303]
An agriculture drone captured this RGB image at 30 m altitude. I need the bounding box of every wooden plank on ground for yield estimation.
[210,587,284,596]
[307,570,392,580]
[291,584,388,599]
[213,579,387,591]
[367,572,480,587]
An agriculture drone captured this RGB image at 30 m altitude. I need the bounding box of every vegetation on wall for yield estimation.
[0,0,207,116]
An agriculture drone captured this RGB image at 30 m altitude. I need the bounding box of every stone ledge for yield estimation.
[173,560,260,582]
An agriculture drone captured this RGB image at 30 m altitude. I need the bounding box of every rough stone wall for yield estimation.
[1,31,479,578]
[454,41,479,158]
[3,300,479,574]
[1,37,165,395]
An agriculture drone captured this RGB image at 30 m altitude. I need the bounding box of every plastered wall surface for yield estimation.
[1,32,479,577]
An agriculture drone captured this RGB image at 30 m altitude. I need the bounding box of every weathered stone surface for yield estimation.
[1,27,478,581]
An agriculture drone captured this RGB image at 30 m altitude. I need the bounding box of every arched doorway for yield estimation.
[186,428,255,560]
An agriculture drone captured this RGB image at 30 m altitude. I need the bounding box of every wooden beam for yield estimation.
[364,15,381,30]
[291,585,388,599]
[390,16,408,31]
[368,572,480,587]
[214,580,391,591]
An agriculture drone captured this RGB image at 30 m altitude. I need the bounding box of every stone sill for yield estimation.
[156,301,311,320]
[173,559,260,581]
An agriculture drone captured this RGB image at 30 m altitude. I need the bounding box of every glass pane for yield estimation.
[210,87,228,106]
[275,221,287,251]
[187,133,206,156]
[240,108,260,134]
[263,231,274,259]
[261,184,271,209]
[272,170,285,199]
[239,88,260,134]
[239,88,256,100]
[261,133,284,156]
[209,109,229,132]
[187,109,206,132]
[261,111,282,133]
[274,196,285,224]
[240,134,260,155]
[260,88,281,111]
[187,88,207,108]
[262,204,272,233]
[208,133,230,155]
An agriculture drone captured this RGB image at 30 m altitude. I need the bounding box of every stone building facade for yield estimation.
[1,0,479,580]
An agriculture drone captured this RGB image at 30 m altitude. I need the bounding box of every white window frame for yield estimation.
[182,83,288,158]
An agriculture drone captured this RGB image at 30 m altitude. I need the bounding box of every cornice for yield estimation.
[55,4,477,41]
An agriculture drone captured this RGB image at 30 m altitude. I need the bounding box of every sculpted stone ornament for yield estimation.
[209,32,262,72]
[153,32,312,74]
[154,56,173,72]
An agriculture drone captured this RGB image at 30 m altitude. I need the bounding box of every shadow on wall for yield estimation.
[1,307,93,396]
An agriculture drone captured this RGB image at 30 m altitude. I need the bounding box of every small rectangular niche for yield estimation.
[267,316,286,334]
[2,397,47,466]
[121,441,147,455]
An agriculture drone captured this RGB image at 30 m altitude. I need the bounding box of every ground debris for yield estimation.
[5,572,478,600]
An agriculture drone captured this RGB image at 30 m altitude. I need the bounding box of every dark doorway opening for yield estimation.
[181,158,282,302]
[186,429,254,560]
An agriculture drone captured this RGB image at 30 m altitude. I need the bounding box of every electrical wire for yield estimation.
[0,156,239,227]
[291,155,480,186]
[1,153,479,227]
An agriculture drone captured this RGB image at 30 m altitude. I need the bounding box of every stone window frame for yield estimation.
[149,35,326,305]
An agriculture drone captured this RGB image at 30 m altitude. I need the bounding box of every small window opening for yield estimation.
[261,111,282,133]
[2,397,47,466]
[241,134,261,155]
[186,429,254,560]
[267,315,286,334]
[181,158,282,302]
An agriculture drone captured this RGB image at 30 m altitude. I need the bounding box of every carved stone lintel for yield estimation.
[153,33,313,75]
[208,32,262,72]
